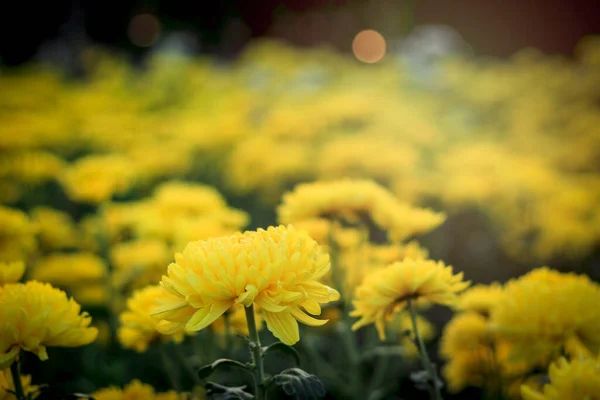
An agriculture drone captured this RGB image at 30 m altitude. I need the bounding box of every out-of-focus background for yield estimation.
[2,1,600,399]
[2,0,600,65]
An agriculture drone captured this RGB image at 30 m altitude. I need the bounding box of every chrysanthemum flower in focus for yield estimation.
[0,367,37,400]
[521,355,600,400]
[351,258,469,339]
[0,261,25,286]
[152,225,340,345]
[490,267,600,366]
[0,281,98,368]
[93,379,180,400]
[118,285,187,352]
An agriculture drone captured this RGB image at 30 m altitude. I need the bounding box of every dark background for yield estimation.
[1,0,600,66]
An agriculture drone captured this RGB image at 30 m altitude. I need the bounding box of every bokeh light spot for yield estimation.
[352,29,386,63]
[128,14,161,48]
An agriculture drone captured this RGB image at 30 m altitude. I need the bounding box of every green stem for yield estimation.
[244,304,265,400]
[224,312,232,356]
[407,299,442,400]
[10,359,26,400]
[160,345,181,392]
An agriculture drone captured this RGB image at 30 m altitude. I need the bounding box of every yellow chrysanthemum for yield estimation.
[0,281,98,368]
[61,154,136,204]
[521,356,600,400]
[0,150,65,184]
[93,380,181,400]
[31,207,80,250]
[110,239,171,290]
[351,258,469,340]
[490,267,600,366]
[31,252,106,289]
[0,367,37,400]
[118,285,186,352]
[441,313,531,393]
[456,283,504,316]
[152,225,340,345]
[0,205,37,262]
[277,179,445,242]
[0,261,25,285]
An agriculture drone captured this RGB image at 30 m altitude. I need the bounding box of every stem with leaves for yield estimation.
[407,299,442,400]
[10,359,26,400]
[244,304,266,400]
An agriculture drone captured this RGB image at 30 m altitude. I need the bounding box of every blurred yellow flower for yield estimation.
[0,367,37,400]
[0,150,65,184]
[351,258,469,340]
[490,267,600,367]
[0,205,37,262]
[110,239,171,290]
[31,206,80,250]
[0,281,98,368]
[393,313,435,358]
[0,261,25,286]
[31,252,106,290]
[278,179,445,242]
[152,225,340,345]
[118,285,186,352]
[93,379,181,400]
[521,356,600,400]
[61,154,136,204]
[456,283,504,316]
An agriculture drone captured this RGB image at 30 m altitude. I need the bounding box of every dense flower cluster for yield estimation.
[93,380,180,400]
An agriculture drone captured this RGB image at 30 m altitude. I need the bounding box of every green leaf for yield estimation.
[263,342,301,366]
[198,358,253,379]
[268,368,326,400]
[205,382,254,400]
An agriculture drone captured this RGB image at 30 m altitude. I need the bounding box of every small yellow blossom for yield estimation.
[0,281,98,367]
[351,258,469,340]
[456,283,504,316]
[118,285,186,352]
[278,179,445,242]
[110,239,171,290]
[0,205,37,262]
[61,154,136,204]
[31,207,80,250]
[93,379,181,400]
[31,252,106,289]
[0,261,25,286]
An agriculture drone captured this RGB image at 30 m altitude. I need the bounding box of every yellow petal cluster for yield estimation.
[118,285,186,352]
[31,207,80,250]
[490,267,600,367]
[521,355,600,400]
[277,179,445,242]
[61,154,137,204]
[0,368,37,400]
[152,225,340,345]
[0,205,37,262]
[351,258,469,339]
[0,261,25,286]
[0,281,98,367]
[456,283,504,316]
[31,252,107,305]
[0,150,65,184]
[110,239,172,290]
[93,379,181,400]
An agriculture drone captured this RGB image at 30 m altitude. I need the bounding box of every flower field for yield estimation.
[1,37,600,399]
